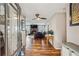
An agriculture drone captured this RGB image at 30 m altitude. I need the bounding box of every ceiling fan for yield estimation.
[32,13,47,20]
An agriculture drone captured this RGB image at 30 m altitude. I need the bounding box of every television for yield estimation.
[30,25,38,35]
[31,25,38,28]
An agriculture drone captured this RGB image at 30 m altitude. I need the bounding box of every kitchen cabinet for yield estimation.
[61,42,79,56]
[61,46,71,56]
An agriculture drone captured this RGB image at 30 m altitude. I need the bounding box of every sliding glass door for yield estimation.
[6,4,18,55]
[0,3,22,56]
[0,3,6,56]
[6,3,22,55]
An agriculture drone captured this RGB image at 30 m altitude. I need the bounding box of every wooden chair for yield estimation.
[45,35,54,46]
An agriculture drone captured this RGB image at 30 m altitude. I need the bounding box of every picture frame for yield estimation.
[70,3,79,26]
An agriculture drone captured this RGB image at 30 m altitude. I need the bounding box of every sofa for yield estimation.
[34,32,45,39]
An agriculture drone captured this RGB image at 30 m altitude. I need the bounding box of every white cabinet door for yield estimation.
[71,53,77,56]
[71,51,77,56]
[61,46,70,56]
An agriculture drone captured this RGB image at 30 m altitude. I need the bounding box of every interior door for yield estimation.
[6,3,22,56]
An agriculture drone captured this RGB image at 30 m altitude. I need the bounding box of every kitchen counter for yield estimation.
[63,42,79,56]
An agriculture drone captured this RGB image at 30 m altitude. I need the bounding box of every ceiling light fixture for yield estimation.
[37,18,40,20]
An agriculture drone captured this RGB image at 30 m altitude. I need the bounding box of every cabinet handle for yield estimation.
[71,51,74,53]
[67,48,69,49]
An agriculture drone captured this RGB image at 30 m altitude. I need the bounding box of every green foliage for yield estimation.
[48,30,54,35]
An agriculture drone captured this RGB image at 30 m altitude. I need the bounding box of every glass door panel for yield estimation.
[0,4,5,56]
[0,3,21,56]
[7,4,18,55]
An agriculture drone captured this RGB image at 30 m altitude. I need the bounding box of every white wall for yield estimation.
[49,12,66,49]
[26,25,30,34]
[66,4,79,45]
[21,31,26,46]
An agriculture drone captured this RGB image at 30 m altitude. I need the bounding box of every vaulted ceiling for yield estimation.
[19,3,66,24]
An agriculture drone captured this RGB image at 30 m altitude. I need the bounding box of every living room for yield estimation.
[22,3,79,56]
[0,3,79,56]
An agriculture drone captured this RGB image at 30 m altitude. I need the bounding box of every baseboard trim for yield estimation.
[54,46,62,50]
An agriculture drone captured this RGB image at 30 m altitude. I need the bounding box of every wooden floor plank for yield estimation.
[25,38,61,56]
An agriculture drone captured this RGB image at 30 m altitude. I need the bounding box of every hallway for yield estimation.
[25,36,61,56]
[0,3,66,56]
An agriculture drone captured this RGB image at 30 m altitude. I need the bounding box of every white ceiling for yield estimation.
[19,3,66,24]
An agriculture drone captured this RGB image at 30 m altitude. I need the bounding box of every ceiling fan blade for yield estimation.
[40,17,47,19]
[33,13,47,20]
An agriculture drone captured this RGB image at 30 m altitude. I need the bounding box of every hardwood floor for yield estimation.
[25,37,61,56]
[0,47,5,56]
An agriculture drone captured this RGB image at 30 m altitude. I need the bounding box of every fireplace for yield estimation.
[30,25,38,35]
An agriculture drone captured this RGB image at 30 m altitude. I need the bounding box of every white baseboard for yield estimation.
[53,46,62,50]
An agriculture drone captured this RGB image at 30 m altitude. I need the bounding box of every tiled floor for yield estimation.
[25,36,61,56]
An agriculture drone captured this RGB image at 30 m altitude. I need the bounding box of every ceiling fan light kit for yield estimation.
[37,18,40,20]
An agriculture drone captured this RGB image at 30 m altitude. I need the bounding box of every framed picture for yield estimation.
[70,3,79,26]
